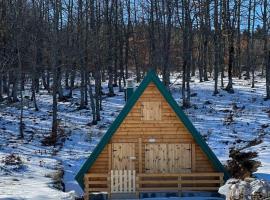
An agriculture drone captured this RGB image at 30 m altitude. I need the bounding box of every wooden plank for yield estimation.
[138,138,142,173]
[118,170,124,192]
[145,144,167,173]
[192,144,196,172]
[219,174,224,186]
[168,144,183,173]
[132,170,136,192]
[88,181,108,184]
[115,170,119,193]
[181,144,192,173]
[112,143,135,170]
[136,176,140,194]
[139,180,179,184]
[89,188,109,191]
[85,174,108,178]
[107,176,111,198]
[138,187,179,191]
[111,170,114,193]
[124,170,127,192]
[178,176,182,192]
[181,180,221,184]
[182,187,219,191]
[141,102,162,121]
[128,170,132,192]
[138,179,221,185]
[111,170,136,193]
[108,143,112,171]
[137,173,223,177]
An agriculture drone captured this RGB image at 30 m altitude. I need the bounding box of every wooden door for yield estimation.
[180,144,192,172]
[145,143,192,173]
[168,144,192,173]
[145,144,167,173]
[112,143,135,170]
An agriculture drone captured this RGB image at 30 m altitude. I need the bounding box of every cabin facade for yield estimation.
[76,70,229,199]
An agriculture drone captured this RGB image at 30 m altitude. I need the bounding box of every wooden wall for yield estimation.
[88,83,215,174]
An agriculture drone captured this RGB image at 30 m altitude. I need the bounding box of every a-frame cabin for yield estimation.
[76,70,229,199]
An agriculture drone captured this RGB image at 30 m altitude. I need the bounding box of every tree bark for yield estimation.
[213,0,219,95]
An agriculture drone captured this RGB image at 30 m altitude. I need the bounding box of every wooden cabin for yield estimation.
[75,70,229,199]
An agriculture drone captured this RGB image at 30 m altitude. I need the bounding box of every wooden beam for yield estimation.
[137,172,223,177]
[219,174,224,186]
[85,174,108,178]
[107,143,112,198]
[108,143,112,171]
[136,176,140,198]
[138,138,142,173]
[192,144,196,172]
[84,175,89,200]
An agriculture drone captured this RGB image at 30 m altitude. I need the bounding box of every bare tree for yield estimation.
[213,0,220,95]
[263,0,270,99]
[51,0,61,143]
[182,0,193,108]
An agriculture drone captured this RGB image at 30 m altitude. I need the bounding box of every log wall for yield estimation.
[88,83,215,174]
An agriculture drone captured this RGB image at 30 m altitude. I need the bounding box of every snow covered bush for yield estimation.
[1,153,24,172]
[45,168,65,191]
[3,154,22,166]
[2,153,23,169]
[219,178,270,200]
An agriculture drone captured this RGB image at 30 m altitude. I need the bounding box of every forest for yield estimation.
[0,0,270,141]
[0,0,270,199]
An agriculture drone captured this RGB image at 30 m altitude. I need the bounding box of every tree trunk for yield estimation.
[11,71,19,102]
[46,69,50,93]
[51,0,60,143]
[246,0,252,80]
[235,0,241,78]
[251,0,256,88]
[69,65,76,97]
[88,75,97,125]
[263,0,269,99]
[182,0,192,108]
[213,0,219,95]
[17,46,24,139]
[267,51,270,99]
[0,72,3,101]
[2,72,8,94]
[226,39,235,93]
[84,71,88,105]
[57,67,64,100]
[95,69,101,121]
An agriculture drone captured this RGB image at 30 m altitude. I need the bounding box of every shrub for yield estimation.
[226,148,261,179]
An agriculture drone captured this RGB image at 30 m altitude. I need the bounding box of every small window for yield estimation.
[141,102,161,121]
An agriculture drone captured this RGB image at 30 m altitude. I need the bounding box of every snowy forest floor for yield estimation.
[0,74,270,199]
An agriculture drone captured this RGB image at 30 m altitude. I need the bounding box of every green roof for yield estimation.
[75,69,230,189]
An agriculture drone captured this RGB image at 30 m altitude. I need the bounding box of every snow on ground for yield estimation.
[0,74,269,199]
[0,82,125,199]
[173,76,270,176]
